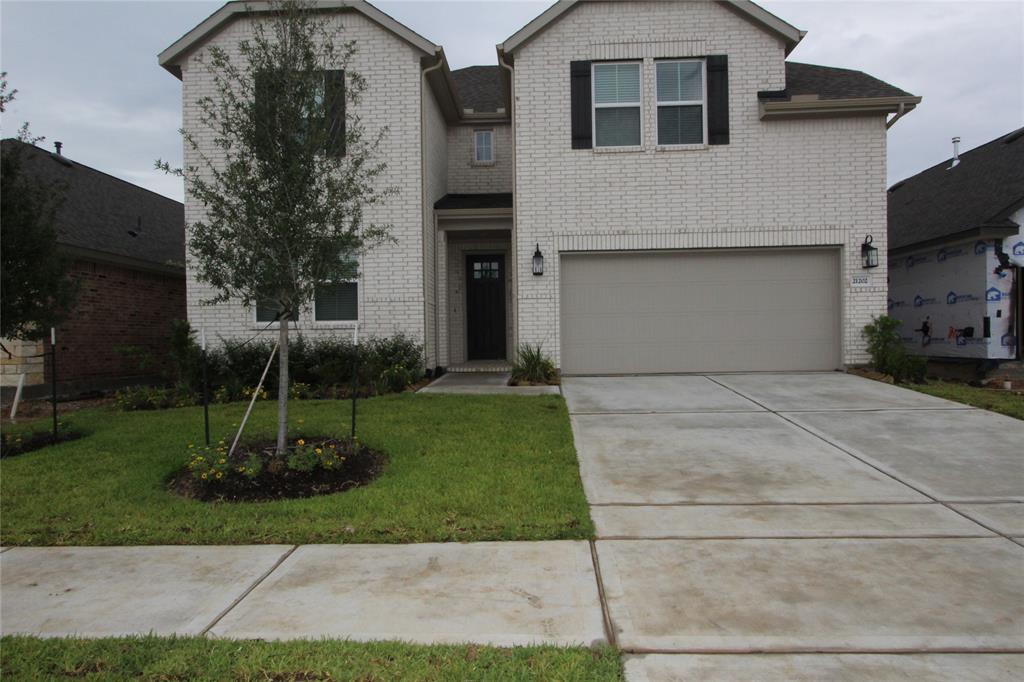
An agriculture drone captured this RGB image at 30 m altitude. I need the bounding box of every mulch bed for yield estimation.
[170,436,387,503]
[0,429,86,458]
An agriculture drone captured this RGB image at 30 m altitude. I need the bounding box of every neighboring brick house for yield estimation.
[160,0,920,375]
[0,139,185,394]
[887,128,1023,378]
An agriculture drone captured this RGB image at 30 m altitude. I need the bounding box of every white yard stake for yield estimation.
[227,340,280,459]
[9,373,26,419]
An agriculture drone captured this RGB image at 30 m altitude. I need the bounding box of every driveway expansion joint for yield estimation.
[704,375,1019,545]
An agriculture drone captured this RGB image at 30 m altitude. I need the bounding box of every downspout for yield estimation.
[422,50,445,373]
[499,48,517,356]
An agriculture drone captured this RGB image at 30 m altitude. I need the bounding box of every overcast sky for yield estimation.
[2,0,1021,202]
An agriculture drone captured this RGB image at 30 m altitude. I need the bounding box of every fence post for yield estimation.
[50,327,58,443]
[201,327,210,446]
[350,351,358,439]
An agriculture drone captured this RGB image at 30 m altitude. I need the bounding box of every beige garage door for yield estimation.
[560,249,841,374]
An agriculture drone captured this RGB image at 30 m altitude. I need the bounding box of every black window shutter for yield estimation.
[570,61,592,149]
[325,69,346,157]
[707,55,729,145]
[254,71,272,150]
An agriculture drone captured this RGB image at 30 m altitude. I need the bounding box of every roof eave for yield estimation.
[760,95,922,120]
[888,224,1021,256]
[159,0,439,79]
[500,0,803,55]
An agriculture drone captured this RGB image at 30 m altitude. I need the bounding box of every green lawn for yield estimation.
[0,636,622,681]
[0,394,593,545]
[908,381,1024,420]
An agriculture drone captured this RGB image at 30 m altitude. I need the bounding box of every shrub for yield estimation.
[511,343,557,384]
[121,324,425,411]
[862,315,926,384]
[114,385,196,411]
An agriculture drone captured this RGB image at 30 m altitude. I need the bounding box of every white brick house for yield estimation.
[160,0,920,374]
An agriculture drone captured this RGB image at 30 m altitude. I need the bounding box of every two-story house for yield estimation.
[160,0,920,375]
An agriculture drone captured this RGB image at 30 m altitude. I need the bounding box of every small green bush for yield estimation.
[862,315,926,384]
[511,343,557,384]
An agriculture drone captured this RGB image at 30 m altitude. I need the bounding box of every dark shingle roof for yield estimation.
[434,193,513,211]
[450,66,506,113]
[760,62,914,101]
[2,139,184,269]
[888,128,1024,251]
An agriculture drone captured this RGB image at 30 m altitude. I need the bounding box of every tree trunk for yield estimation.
[276,313,289,456]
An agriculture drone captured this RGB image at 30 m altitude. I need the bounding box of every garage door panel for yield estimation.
[560,250,841,374]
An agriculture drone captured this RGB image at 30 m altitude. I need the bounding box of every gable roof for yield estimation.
[450,66,506,114]
[500,0,804,56]
[159,0,439,78]
[888,128,1024,252]
[2,139,185,272]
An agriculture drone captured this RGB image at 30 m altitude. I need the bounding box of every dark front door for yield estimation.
[466,254,507,360]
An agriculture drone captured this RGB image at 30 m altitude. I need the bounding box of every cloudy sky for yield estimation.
[2,0,1021,202]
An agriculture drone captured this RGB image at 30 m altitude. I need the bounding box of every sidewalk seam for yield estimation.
[589,539,617,649]
[199,544,299,636]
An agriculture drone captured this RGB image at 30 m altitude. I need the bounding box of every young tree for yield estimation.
[159,1,393,455]
[0,73,77,342]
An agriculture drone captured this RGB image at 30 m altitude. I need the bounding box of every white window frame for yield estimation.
[591,61,643,149]
[655,58,708,148]
[311,278,360,327]
[473,129,495,165]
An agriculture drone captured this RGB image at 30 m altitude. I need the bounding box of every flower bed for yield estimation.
[171,436,386,502]
[1,423,85,458]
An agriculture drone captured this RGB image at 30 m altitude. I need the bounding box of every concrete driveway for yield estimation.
[562,373,1024,680]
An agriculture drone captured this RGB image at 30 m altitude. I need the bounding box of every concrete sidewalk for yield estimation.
[0,541,606,646]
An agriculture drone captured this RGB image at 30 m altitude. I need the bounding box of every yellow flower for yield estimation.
[215,472,223,479]
[297,439,305,446]
[315,448,322,454]
[218,458,226,464]
[329,444,336,449]
[201,473,208,480]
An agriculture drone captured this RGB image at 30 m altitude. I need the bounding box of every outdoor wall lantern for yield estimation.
[533,244,544,276]
[861,235,879,269]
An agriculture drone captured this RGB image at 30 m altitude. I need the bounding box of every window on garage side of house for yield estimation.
[656,59,706,146]
[473,129,494,164]
[592,62,642,148]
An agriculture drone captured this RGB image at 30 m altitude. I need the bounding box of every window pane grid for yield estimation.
[593,62,642,147]
[474,130,493,162]
[656,59,706,145]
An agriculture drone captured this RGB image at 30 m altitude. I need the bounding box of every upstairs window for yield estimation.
[656,60,705,145]
[255,299,283,323]
[592,62,641,147]
[255,69,346,158]
[474,130,493,163]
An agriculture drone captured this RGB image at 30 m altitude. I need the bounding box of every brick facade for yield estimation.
[447,124,513,194]
[179,10,432,357]
[46,259,186,385]
[174,0,897,372]
[511,0,888,366]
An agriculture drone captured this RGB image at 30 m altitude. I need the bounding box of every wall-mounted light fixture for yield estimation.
[861,235,878,269]
[532,244,544,276]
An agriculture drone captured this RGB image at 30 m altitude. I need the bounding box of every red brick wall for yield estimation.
[45,259,186,385]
